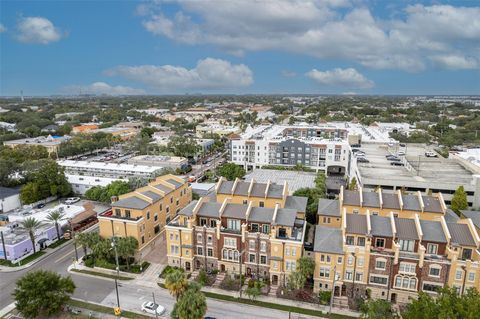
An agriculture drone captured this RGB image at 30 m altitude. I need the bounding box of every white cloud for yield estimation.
[105,58,253,92]
[16,16,62,44]
[139,1,480,71]
[429,54,479,70]
[64,82,145,95]
[306,68,374,89]
[0,23,6,33]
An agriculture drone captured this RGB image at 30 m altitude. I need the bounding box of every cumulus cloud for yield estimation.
[429,54,479,70]
[0,23,6,33]
[16,16,63,44]
[105,58,253,92]
[306,68,374,89]
[64,82,145,95]
[138,1,480,71]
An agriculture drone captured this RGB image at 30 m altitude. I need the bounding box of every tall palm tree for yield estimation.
[117,236,138,271]
[173,284,207,319]
[20,217,42,254]
[46,210,66,241]
[165,269,188,301]
[75,232,89,255]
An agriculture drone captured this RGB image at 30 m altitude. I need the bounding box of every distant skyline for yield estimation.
[1,0,479,96]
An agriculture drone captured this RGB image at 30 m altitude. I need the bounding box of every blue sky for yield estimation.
[1,0,479,96]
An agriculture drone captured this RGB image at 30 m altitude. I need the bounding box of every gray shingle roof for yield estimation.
[285,195,308,213]
[343,190,360,206]
[382,192,401,210]
[447,223,477,247]
[314,225,344,254]
[370,215,393,237]
[234,181,250,196]
[178,200,198,216]
[166,178,183,189]
[460,210,480,229]
[274,208,297,227]
[113,196,150,210]
[346,214,368,235]
[445,209,460,223]
[267,184,284,199]
[197,202,222,218]
[394,218,419,240]
[362,191,380,208]
[248,207,274,223]
[217,180,234,194]
[317,199,340,217]
[420,220,447,243]
[154,184,174,194]
[0,186,20,199]
[250,183,267,197]
[402,194,421,211]
[141,191,162,202]
[222,203,248,219]
[422,196,443,213]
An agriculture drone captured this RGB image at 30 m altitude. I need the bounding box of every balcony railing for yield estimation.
[100,210,142,221]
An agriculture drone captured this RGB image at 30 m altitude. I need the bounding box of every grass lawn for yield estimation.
[0,251,46,267]
[71,268,134,281]
[48,238,70,249]
[67,300,151,319]
[203,291,356,319]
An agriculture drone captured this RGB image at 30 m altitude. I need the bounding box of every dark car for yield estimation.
[357,157,370,163]
[390,162,404,166]
[36,203,46,209]
[387,156,401,161]
[399,143,406,147]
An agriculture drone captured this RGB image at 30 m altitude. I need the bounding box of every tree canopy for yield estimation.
[216,163,245,181]
[451,185,468,215]
[85,180,132,203]
[14,270,75,319]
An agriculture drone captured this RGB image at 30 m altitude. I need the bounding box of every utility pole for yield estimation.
[238,249,244,299]
[69,220,78,261]
[351,253,357,299]
[0,231,7,261]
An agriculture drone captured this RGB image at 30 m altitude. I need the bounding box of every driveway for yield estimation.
[141,231,167,265]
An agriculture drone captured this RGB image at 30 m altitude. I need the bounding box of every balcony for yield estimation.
[99,210,142,222]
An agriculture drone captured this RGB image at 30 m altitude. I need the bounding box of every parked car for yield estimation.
[390,162,404,166]
[397,151,405,156]
[65,197,80,205]
[141,302,165,316]
[357,157,370,163]
[36,203,46,209]
[425,151,438,158]
[399,143,406,147]
[386,156,401,161]
[355,151,366,156]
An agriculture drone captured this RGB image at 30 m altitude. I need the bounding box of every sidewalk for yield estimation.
[134,263,165,288]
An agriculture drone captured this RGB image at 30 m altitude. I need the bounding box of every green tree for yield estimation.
[20,217,42,254]
[13,270,76,319]
[293,187,322,224]
[245,280,264,300]
[85,180,132,203]
[297,256,315,280]
[451,185,468,215]
[361,299,398,319]
[217,163,245,181]
[91,238,112,265]
[319,291,331,305]
[168,136,201,158]
[348,177,358,191]
[116,236,138,271]
[165,269,188,301]
[403,287,480,319]
[171,282,207,319]
[46,210,66,241]
[75,232,90,255]
[287,270,306,290]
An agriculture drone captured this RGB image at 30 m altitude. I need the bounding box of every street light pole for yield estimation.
[111,237,121,309]
[328,265,337,315]
[152,292,159,319]
[69,220,78,262]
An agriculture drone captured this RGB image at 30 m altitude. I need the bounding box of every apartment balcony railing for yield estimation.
[99,210,142,222]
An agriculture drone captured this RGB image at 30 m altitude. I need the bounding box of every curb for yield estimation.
[0,302,15,318]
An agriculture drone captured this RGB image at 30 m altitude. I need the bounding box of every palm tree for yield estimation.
[75,232,89,255]
[117,236,138,271]
[165,269,188,301]
[20,217,42,254]
[172,284,207,319]
[46,210,66,241]
[91,238,111,265]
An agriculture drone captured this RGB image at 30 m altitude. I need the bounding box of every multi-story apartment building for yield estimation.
[98,174,191,253]
[313,187,480,306]
[229,124,351,176]
[165,178,308,286]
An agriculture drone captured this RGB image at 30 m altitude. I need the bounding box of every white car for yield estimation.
[141,301,165,316]
[397,151,405,156]
[65,197,80,205]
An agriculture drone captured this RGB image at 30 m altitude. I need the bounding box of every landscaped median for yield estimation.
[0,251,46,267]
[70,268,134,281]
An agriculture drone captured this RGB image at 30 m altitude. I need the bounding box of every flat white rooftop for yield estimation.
[57,160,163,173]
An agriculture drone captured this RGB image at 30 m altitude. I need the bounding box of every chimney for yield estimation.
[397,190,404,210]
[417,191,424,213]
[359,187,363,207]
[378,188,383,209]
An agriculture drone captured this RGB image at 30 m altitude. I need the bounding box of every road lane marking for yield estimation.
[54,250,75,263]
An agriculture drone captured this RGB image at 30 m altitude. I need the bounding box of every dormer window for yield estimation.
[227,219,240,231]
[461,248,472,260]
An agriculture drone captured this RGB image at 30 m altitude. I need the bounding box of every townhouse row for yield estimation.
[165,178,308,285]
[313,187,480,305]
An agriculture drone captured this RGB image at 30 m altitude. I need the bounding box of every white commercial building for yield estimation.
[229,124,352,176]
[57,160,164,194]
